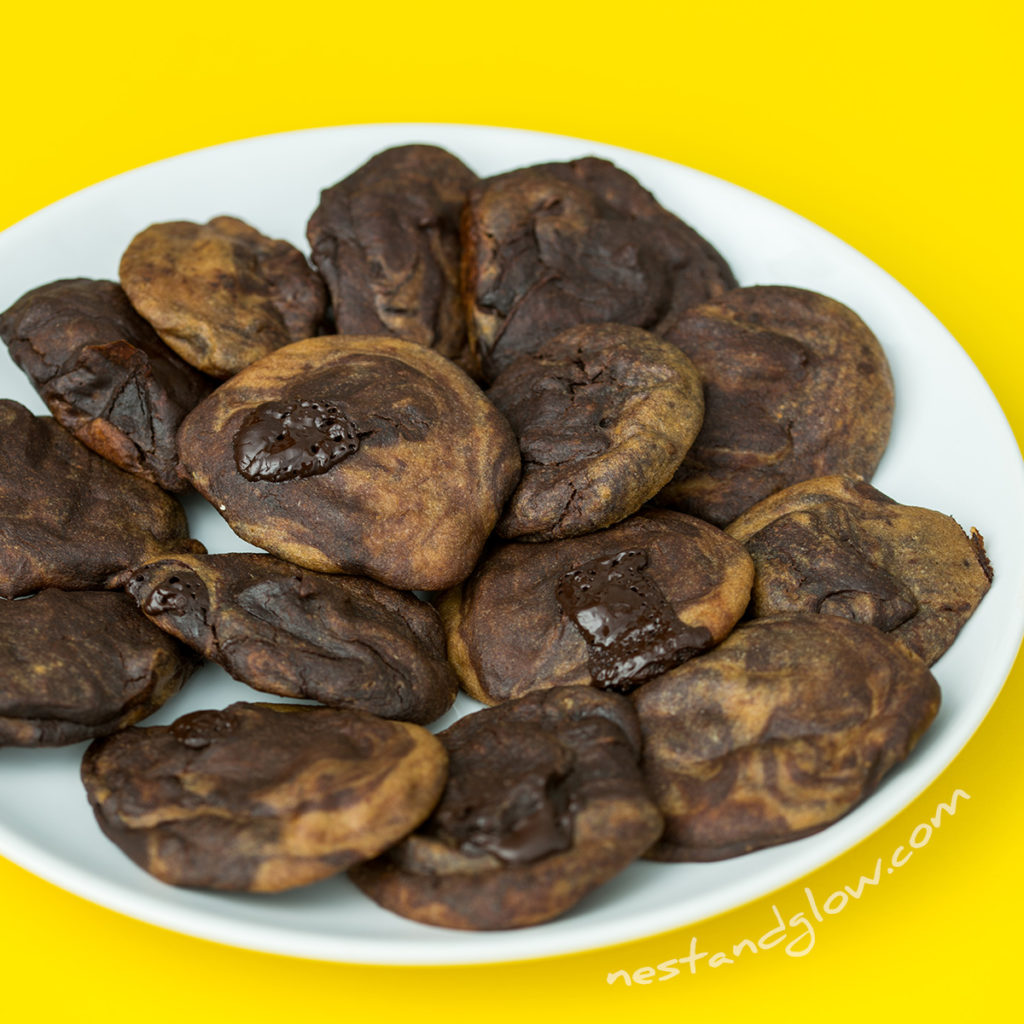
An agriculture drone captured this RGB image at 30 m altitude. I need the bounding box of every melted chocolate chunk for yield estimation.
[557,549,712,692]
[233,400,359,482]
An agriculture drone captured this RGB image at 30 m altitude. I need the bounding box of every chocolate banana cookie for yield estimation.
[488,322,704,542]
[0,589,197,747]
[635,614,941,861]
[0,400,202,599]
[119,216,327,378]
[725,475,993,665]
[440,509,753,704]
[462,157,736,381]
[178,334,520,591]
[350,686,663,929]
[127,552,457,723]
[81,701,448,892]
[656,286,894,525]
[0,278,214,490]
[307,145,479,373]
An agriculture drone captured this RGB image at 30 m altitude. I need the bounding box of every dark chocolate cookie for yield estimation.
[655,285,894,525]
[0,400,203,599]
[461,156,736,381]
[119,216,327,378]
[440,509,753,704]
[0,278,214,490]
[635,614,941,861]
[307,145,479,374]
[178,335,520,591]
[81,701,448,892]
[350,686,663,930]
[0,589,197,747]
[127,552,457,723]
[725,475,993,665]
[488,322,704,542]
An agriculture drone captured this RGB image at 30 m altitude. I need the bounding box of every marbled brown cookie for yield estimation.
[725,475,993,665]
[307,145,479,374]
[178,335,520,591]
[127,552,457,723]
[440,509,753,704]
[0,589,197,747]
[635,614,940,861]
[655,286,894,525]
[0,278,214,490]
[81,701,448,892]
[350,686,663,930]
[119,216,327,378]
[461,156,736,381]
[488,322,704,542]
[0,400,203,599]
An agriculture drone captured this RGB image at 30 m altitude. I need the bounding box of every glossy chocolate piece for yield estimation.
[726,475,993,664]
[0,278,214,491]
[127,552,458,723]
[350,686,663,929]
[635,614,941,861]
[0,589,197,747]
[81,701,448,892]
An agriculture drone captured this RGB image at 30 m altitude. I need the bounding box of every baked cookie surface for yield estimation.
[0,278,213,491]
[350,686,663,929]
[725,475,993,664]
[635,614,941,861]
[488,322,704,542]
[119,216,327,378]
[0,400,202,599]
[307,145,479,373]
[0,589,196,747]
[81,701,448,892]
[462,157,735,381]
[127,552,458,723]
[440,509,753,704]
[177,335,520,591]
[656,285,894,525]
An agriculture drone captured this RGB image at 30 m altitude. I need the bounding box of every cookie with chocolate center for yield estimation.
[81,701,448,892]
[307,145,479,374]
[119,216,327,378]
[350,686,663,929]
[488,322,704,541]
[635,614,941,861]
[0,589,197,747]
[440,509,753,704]
[127,552,457,723]
[0,400,203,599]
[461,157,736,381]
[725,475,993,664]
[656,285,894,525]
[177,335,520,591]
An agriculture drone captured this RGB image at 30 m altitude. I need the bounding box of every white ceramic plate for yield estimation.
[1,124,1022,965]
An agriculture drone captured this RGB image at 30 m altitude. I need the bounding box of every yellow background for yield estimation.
[1,2,1020,1020]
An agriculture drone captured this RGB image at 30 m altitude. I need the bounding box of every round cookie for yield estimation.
[119,216,327,378]
[177,335,520,591]
[307,145,479,374]
[655,285,894,525]
[461,157,736,381]
[635,614,941,862]
[0,589,197,747]
[0,278,214,491]
[488,322,704,542]
[81,701,448,893]
[127,552,458,723]
[440,509,754,703]
[0,400,203,599]
[725,475,993,665]
[350,686,663,930]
